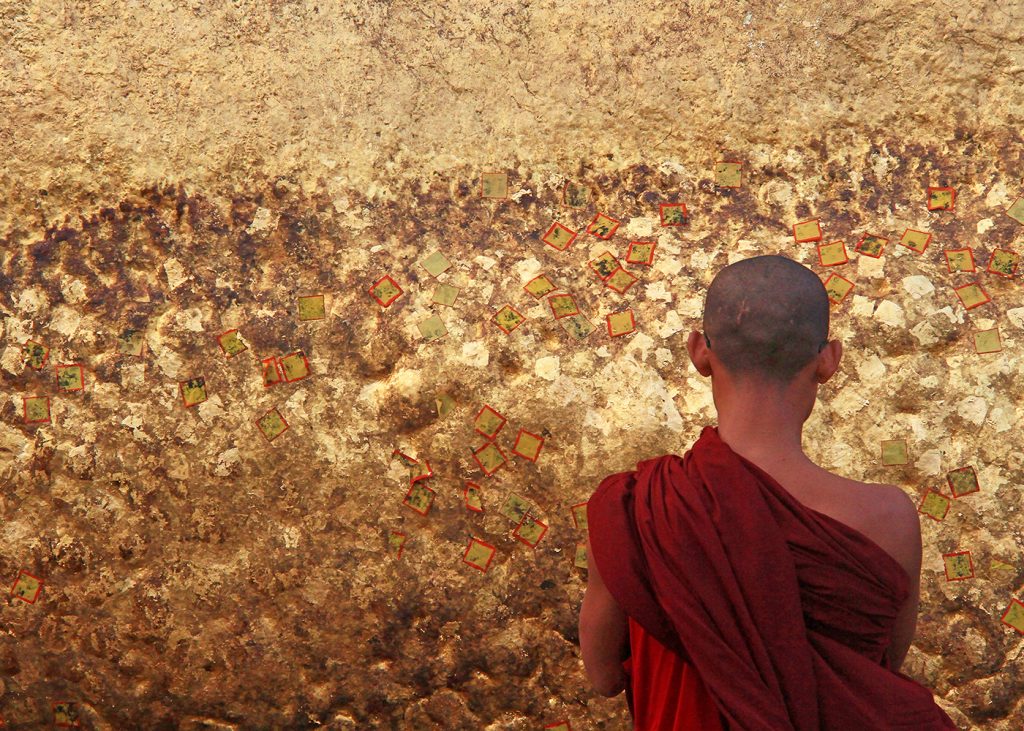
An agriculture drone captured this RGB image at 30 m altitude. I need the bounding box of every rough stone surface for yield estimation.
[2,1,1023,729]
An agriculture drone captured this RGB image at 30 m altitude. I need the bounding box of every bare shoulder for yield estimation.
[850,480,922,579]
[773,463,921,580]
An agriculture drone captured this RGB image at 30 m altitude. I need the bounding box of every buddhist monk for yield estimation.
[579,255,956,729]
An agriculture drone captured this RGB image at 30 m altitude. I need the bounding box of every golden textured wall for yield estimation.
[2,1,1023,728]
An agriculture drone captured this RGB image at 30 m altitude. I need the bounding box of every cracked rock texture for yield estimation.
[1,1,1023,729]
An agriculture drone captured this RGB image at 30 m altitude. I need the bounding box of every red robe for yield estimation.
[588,426,957,730]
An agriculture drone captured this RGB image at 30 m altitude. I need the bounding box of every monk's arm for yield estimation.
[884,488,923,671]
[579,534,630,697]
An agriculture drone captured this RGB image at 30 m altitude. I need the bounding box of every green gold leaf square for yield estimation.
[1006,196,1024,225]
[660,204,687,225]
[548,294,579,319]
[117,329,145,356]
[474,405,505,438]
[880,439,908,466]
[564,182,590,208]
[473,442,506,474]
[298,295,326,321]
[1002,601,1024,633]
[607,310,635,336]
[499,492,532,524]
[824,274,853,304]
[606,267,637,293]
[435,392,455,420]
[12,573,41,601]
[571,503,589,531]
[388,532,406,557]
[818,241,848,266]
[793,220,821,242]
[418,314,447,342]
[421,251,452,277]
[626,242,656,264]
[512,430,543,461]
[543,223,576,251]
[404,483,435,515]
[218,330,248,356]
[989,249,1019,277]
[856,234,887,257]
[24,396,50,423]
[560,313,595,340]
[431,284,460,307]
[587,213,619,238]
[945,249,974,272]
[954,283,989,310]
[715,162,742,187]
[573,543,588,570]
[974,329,1001,354]
[481,173,508,198]
[928,188,955,210]
[465,485,483,511]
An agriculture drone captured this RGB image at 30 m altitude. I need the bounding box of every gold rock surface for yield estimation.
[2,1,1024,729]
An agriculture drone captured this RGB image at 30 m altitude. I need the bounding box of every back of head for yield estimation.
[703,255,829,384]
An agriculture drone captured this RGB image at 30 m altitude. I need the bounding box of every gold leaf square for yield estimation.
[256,408,289,442]
[421,251,452,277]
[297,295,326,321]
[715,162,742,187]
[880,439,908,466]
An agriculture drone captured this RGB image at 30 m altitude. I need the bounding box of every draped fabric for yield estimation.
[626,617,728,730]
[588,426,956,730]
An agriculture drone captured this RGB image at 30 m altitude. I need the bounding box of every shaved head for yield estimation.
[703,255,829,383]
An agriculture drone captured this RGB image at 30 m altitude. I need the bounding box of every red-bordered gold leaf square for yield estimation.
[472,441,507,475]
[474,404,507,440]
[855,233,888,258]
[10,570,43,604]
[942,550,974,581]
[659,203,687,227]
[511,429,544,462]
[514,513,548,548]
[927,186,956,211]
[917,489,950,522]
[626,241,656,266]
[493,305,526,334]
[463,537,496,572]
[587,212,621,239]
[606,310,636,337]
[793,219,822,243]
[369,275,403,307]
[55,364,85,392]
[953,282,990,310]
[945,248,975,273]
[605,267,638,294]
[542,222,578,252]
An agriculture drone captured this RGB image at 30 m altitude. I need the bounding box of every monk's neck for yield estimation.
[713,384,814,471]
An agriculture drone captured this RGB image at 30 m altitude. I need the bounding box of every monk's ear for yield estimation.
[687,330,713,377]
[815,339,842,384]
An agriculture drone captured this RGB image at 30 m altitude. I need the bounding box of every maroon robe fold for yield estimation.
[588,426,957,730]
